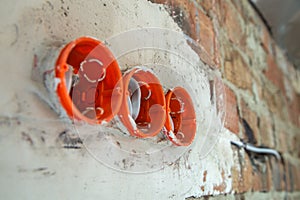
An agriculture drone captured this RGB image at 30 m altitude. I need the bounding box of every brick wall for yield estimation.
[150,0,300,198]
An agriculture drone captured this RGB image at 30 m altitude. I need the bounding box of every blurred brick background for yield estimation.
[150,0,300,198]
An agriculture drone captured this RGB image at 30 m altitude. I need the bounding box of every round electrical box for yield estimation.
[55,37,123,124]
[117,67,166,138]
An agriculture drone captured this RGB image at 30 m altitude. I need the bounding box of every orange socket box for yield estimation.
[164,87,197,146]
[118,67,166,138]
[55,37,123,124]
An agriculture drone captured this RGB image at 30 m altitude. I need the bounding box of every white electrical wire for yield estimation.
[230,140,281,160]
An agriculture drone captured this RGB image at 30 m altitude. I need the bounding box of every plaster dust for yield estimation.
[0,0,235,199]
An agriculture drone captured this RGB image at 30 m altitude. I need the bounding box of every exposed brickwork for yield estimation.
[223,85,239,134]
[262,85,289,121]
[231,151,253,193]
[239,99,259,144]
[150,0,300,198]
[259,115,275,148]
[269,157,285,191]
[287,160,300,192]
[287,92,300,127]
[264,54,285,93]
[290,133,300,158]
[220,1,245,46]
[291,164,300,191]
[195,0,213,13]
[251,157,273,192]
[277,131,288,154]
[198,8,219,67]
[224,48,252,92]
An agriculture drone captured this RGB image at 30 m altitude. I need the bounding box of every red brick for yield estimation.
[214,0,225,24]
[185,2,198,40]
[264,55,285,93]
[291,163,300,190]
[241,155,254,192]
[264,159,274,191]
[179,3,220,68]
[252,160,273,192]
[196,0,214,13]
[240,99,260,144]
[198,8,219,67]
[252,172,262,191]
[259,115,275,148]
[284,161,300,192]
[224,85,239,134]
[290,133,300,159]
[217,0,245,44]
[277,128,289,153]
[224,48,252,92]
[186,5,216,66]
[269,157,285,191]
[287,92,300,127]
[262,87,288,122]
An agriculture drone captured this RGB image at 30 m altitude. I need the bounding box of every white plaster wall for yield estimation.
[0,0,239,199]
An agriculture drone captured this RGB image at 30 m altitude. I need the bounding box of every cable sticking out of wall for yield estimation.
[230,140,281,160]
